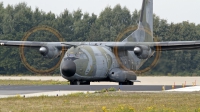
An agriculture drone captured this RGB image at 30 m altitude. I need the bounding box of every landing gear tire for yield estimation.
[70,81,79,85]
[70,81,90,85]
[81,81,90,85]
[119,81,133,85]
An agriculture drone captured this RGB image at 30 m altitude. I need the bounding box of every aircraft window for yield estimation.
[75,53,80,57]
[77,51,87,59]
[67,53,75,57]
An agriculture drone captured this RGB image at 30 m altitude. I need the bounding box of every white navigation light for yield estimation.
[0,43,4,46]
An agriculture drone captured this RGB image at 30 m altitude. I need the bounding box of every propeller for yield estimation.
[114,25,162,74]
[20,25,65,74]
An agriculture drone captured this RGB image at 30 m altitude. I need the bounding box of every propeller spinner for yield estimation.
[133,47,142,56]
[39,47,48,56]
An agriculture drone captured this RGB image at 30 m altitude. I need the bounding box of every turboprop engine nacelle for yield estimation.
[133,45,152,59]
[39,46,61,59]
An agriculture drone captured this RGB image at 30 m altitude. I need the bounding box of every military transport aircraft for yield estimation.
[0,0,199,85]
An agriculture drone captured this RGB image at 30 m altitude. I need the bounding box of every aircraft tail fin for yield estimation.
[123,0,153,42]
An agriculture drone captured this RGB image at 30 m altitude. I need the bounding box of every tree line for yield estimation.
[0,2,200,76]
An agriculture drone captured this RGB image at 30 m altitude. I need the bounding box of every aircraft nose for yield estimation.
[61,60,76,77]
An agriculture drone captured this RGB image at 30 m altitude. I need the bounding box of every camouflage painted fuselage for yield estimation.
[60,45,119,81]
[60,0,154,82]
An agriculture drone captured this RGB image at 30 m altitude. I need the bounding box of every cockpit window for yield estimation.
[67,53,75,57]
[78,52,87,59]
[66,51,87,59]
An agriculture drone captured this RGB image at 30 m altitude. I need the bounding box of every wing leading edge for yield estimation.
[1,40,200,51]
[109,41,200,51]
[155,41,200,51]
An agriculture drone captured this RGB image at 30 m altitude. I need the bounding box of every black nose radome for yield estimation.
[61,60,76,77]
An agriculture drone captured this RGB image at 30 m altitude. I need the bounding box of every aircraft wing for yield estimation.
[104,41,200,51]
[1,40,200,51]
[0,40,46,47]
[154,41,200,51]
[0,40,75,48]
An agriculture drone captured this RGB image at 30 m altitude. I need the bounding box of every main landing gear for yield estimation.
[70,81,90,85]
[119,81,133,85]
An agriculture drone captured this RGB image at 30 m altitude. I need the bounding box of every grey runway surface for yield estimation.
[0,85,187,95]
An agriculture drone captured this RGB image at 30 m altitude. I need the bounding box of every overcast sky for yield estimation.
[1,0,200,24]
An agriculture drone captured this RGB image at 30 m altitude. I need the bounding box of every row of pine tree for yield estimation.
[0,3,200,76]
